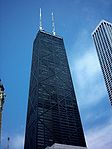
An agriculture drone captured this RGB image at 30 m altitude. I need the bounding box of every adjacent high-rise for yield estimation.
[24,11,87,149]
[92,20,112,105]
[0,80,5,144]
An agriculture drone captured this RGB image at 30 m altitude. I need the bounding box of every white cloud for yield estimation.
[1,133,24,149]
[11,134,24,149]
[71,47,107,106]
[73,47,101,87]
[71,29,91,52]
[86,119,112,149]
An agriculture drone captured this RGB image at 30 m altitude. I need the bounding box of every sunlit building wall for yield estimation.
[92,20,112,106]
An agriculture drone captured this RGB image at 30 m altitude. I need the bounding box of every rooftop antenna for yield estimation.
[7,137,10,149]
[52,12,56,35]
[39,8,42,31]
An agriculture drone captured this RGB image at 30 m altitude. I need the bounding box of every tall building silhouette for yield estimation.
[92,20,112,106]
[24,11,87,149]
[0,80,5,144]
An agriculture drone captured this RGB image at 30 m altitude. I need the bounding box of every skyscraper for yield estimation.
[92,20,112,106]
[24,11,87,149]
[0,80,5,144]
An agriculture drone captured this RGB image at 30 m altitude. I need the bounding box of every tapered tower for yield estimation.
[24,10,87,149]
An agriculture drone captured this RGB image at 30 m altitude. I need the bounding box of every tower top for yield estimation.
[52,12,56,35]
[0,79,4,91]
[39,8,42,31]
[92,20,112,36]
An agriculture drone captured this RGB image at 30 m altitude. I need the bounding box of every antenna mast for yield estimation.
[7,137,10,149]
[52,12,56,35]
[39,8,42,30]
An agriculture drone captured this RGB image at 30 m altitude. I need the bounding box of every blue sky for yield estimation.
[0,0,112,149]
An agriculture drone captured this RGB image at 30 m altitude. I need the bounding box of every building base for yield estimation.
[45,143,87,149]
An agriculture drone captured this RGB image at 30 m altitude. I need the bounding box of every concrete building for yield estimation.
[92,20,112,106]
[45,143,87,149]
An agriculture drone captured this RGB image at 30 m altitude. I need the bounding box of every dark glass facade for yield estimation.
[24,30,86,149]
[92,20,112,106]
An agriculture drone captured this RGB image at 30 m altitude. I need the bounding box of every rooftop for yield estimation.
[39,30,63,39]
[92,20,112,36]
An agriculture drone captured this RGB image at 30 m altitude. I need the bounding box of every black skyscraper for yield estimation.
[24,30,86,149]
